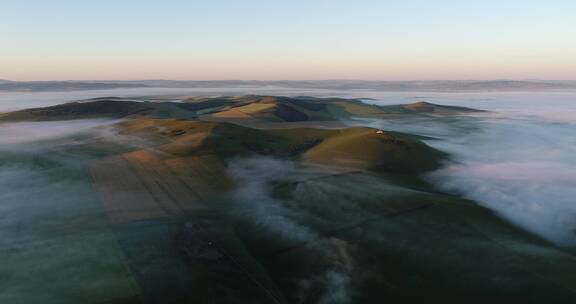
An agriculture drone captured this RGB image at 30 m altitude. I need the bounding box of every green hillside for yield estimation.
[92,117,576,303]
[118,118,443,174]
[0,99,198,121]
[379,101,487,114]
[301,127,445,173]
[4,96,575,303]
[0,95,485,123]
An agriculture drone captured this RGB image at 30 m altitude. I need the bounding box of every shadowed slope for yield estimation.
[0,99,199,121]
[380,101,487,115]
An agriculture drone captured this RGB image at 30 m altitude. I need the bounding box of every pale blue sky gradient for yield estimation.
[1,0,575,80]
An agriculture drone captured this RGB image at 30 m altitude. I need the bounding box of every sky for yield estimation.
[1,0,575,81]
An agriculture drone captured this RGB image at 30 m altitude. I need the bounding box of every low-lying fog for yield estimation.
[358,91,576,245]
[0,118,160,303]
[1,89,575,247]
[0,88,574,302]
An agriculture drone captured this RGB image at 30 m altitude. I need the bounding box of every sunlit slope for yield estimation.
[301,127,445,172]
[90,118,445,224]
[113,118,445,174]
[91,119,237,223]
[92,152,233,224]
[207,95,325,122]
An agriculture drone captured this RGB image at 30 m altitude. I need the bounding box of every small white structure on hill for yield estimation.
[376,130,384,134]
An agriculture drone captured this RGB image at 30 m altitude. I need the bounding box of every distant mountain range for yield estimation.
[1,79,576,92]
[0,80,147,91]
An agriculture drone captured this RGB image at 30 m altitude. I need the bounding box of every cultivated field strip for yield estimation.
[90,151,233,224]
[90,156,170,223]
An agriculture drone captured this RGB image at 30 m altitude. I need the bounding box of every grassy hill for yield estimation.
[0,95,485,123]
[301,127,445,173]
[86,117,576,303]
[204,95,336,122]
[5,96,576,303]
[117,118,444,174]
[0,99,198,121]
[379,101,486,114]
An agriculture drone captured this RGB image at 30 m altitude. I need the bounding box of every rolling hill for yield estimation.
[116,118,444,174]
[379,101,486,114]
[0,95,484,123]
[4,95,576,303]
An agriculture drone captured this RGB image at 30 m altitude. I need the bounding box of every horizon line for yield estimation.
[2,78,576,82]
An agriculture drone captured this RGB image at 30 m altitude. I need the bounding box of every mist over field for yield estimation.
[429,116,576,244]
[0,89,575,302]
[2,89,575,247]
[226,157,422,303]
[359,91,576,245]
[0,119,117,145]
[0,118,139,303]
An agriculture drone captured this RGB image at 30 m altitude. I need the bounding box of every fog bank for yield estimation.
[360,91,576,245]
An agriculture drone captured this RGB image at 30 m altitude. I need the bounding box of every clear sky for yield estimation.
[1,0,575,81]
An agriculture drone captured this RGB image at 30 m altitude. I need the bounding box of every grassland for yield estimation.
[88,117,576,302]
[1,96,573,303]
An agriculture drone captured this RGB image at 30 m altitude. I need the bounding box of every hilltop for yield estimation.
[0,95,484,123]
[0,98,215,121]
[379,101,486,114]
[117,118,445,174]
